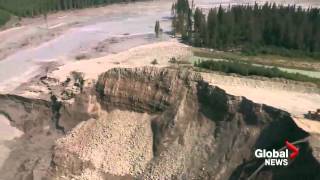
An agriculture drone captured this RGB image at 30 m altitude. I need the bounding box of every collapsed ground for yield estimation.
[1,66,320,180]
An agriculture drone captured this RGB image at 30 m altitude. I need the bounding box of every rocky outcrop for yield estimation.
[95,67,202,113]
[50,67,320,180]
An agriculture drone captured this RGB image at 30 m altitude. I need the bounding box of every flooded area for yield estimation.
[0,0,173,92]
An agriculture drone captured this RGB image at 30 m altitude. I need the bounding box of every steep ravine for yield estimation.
[0,67,320,180]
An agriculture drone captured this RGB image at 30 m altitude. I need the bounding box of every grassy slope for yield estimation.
[194,59,320,87]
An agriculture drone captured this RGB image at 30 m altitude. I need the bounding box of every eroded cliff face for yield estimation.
[49,67,320,180]
[0,94,57,180]
[0,67,319,180]
[0,95,52,134]
[0,92,97,180]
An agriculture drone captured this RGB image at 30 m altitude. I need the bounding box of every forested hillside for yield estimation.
[0,0,141,26]
[172,0,320,59]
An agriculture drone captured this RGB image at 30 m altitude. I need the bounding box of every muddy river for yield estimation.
[0,0,319,92]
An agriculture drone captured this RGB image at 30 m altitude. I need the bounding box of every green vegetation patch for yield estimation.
[192,48,320,71]
[0,9,10,26]
[194,59,320,86]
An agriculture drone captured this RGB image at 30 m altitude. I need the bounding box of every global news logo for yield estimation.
[254,141,299,166]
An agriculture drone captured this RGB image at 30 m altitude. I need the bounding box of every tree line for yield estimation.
[0,0,141,26]
[172,0,320,58]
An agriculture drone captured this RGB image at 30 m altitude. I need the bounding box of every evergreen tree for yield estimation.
[171,0,192,41]
[207,9,217,48]
[155,20,160,38]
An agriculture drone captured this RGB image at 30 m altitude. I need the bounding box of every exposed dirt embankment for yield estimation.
[0,94,54,133]
[0,94,58,180]
[0,93,98,180]
[49,67,320,180]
